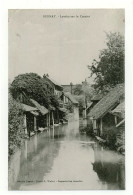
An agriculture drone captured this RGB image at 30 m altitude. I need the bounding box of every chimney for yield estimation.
[70,82,73,94]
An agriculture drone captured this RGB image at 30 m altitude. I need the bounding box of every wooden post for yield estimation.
[34,116,37,131]
[84,109,87,118]
[115,116,117,125]
[49,112,50,126]
[52,111,54,127]
[63,94,65,108]
[93,119,97,129]
[24,114,27,135]
[57,110,59,124]
[93,119,97,134]
[24,140,27,159]
[100,118,103,136]
[46,114,48,127]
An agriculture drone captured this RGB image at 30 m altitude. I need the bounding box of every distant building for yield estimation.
[59,92,79,120]
[43,75,63,97]
[62,85,74,94]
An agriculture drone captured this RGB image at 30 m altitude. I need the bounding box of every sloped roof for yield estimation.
[30,99,49,115]
[86,102,93,110]
[30,110,39,116]
[91,94,103,101]
[111,101,125,118]
[46,76,63,89]
[88,84,124,119]
[64,92,78,104]
[20,103,38,112]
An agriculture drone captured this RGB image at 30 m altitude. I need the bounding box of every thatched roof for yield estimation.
[64,92,78,104]
[30,99,49,115]
[88,84,124,120]
[19,103,39,116]
[111,101,125,118]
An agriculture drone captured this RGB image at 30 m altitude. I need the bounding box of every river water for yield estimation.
[9,118,125,190]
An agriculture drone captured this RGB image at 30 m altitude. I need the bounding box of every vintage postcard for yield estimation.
[8,9,125,190]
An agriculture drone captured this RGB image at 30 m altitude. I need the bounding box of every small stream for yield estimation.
[9,118,125,190]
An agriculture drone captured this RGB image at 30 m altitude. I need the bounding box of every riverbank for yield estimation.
[79,121,125,155]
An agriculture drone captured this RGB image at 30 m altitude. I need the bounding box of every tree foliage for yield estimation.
[88,32,124,92]
[73,84,83,95]
[73,83,94,99]
[10,73,59,108]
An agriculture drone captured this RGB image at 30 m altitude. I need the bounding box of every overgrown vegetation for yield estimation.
[8,93,25,157]
[10,73,59,109]
[101,127,118,150]
[80,123,94,135]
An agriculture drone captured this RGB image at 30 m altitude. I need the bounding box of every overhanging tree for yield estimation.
[88,32,124,92]
[10,73,59,108]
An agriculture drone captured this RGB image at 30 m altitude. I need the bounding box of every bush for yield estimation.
[102,127,118,149]
[86,123,94,135]
[8,93,25,157]
[80,122,94,136]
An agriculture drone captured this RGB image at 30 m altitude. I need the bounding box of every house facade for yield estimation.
[60,92,79,120]
[43,75,63,98]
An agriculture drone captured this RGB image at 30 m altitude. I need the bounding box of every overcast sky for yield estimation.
[8,9,124,85]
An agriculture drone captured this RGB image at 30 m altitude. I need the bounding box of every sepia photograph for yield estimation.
[8,9,125,190]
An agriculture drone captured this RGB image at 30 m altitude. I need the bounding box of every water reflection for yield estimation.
[9,118,125,190]
[92,143,125,189]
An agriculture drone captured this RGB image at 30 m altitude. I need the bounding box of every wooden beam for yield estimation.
[52,111,54,126]
[57,110,59,123]
[24,114,27,135]
[93,119,97,129]
[49,112,50,126]
[116,119,125,128]
[46,114,48,127]
[100,118,103,136]
[115,116,118,125]
[34,116,37,131]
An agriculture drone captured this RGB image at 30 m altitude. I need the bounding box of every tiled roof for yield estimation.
[88,84,124,119]
[64,92,78,104]
[91,94,103,101]
[111,101,125,118]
